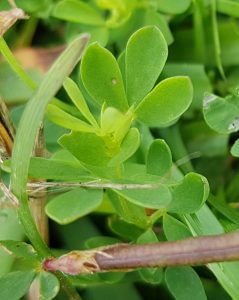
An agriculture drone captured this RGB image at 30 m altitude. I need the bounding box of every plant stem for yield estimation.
[43,231,239,275]
[0,37,36,90]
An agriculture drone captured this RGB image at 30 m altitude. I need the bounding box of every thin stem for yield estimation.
[43,231,239,275]
[16,17,38,48]
[0,37,36,90]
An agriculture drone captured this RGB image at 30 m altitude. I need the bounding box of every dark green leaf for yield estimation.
[146,139,172,177]
[163,214,191,241]
[165,267,207,300]
[167,173,209,213]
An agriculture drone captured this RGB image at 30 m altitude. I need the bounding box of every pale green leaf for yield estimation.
[135,76,193,127]
[39,272,60,300]
[125,26,168,105]
[81,43,128,111]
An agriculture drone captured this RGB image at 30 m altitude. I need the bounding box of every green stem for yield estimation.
[1,36,83,298]
[16,17,38,48]
[0,37,36,90]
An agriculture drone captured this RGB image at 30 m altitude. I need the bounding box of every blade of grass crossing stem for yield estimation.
[10,34,89,258]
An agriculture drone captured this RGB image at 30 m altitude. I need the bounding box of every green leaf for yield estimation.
[161,63,212,111]
[165,267,207,300]
[107,190,148,228]
[47,104,95,133]
[167,173,209,213]
[39,272,60,300]
[63,77,99,128]
[108,128,140,166]
[146,139,172,177]
[137,230,163,284]
[125,26,168,105]
[135,76,193,127]
[231,139,239,157]
[157,0,191,14]
[59,131,111,167]
[46,188,103,224]
[29,157,93,180]
[217,0,239,18]
[163,214,191,241]
[52,0,104,25]
[203,93,239,134]
[81,43,128,111]
[114,185,171,209]
[0,270,36,300]
[0,240,37,260]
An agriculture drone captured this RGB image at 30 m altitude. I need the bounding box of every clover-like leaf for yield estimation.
[46,188,103,224]
[125,26,168,105]
[167,173,209,213]
[81,43,128,111]
[135,76,193,127]
[52,0,104,25]
[203,93,239,134]
[146,139,172,177]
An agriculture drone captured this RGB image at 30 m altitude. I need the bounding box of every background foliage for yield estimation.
[1,0,239,299]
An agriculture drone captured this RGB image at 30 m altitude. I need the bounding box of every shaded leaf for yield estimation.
[167,173,209,213]
[146,139,172,177]
[165,267,207,300]
[163,214,191,241]
[157,0,191,14]
[46,188,103,224]
[52,0,104,25]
